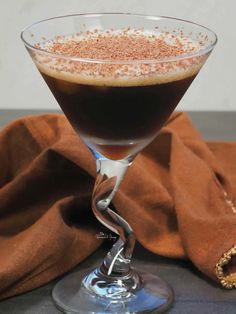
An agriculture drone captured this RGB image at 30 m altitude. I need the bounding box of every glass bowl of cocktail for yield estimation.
[21,13,217,314]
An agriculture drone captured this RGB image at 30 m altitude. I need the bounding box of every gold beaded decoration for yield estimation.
[215,244,236,289]
[223,191,236,213]
[214,189,236,288]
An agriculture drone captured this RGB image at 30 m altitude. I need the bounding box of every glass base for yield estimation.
[52,268,174,313]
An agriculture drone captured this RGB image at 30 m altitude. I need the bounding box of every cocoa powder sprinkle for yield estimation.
[34,29,206,86]
[40,30,198,61]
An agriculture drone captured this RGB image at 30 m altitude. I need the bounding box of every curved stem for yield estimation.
[92,157,136,277]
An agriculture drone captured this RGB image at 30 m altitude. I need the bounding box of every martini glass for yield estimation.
[21,13,217,314]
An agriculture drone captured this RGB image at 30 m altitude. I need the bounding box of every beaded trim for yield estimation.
[215,244,236,289]
[223,191,236,213]
[215,190,236,289]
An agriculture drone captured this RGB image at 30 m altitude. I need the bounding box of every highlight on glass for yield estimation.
[21,13,217,313]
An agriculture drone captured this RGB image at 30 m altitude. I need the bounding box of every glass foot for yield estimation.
[52,268,174,313]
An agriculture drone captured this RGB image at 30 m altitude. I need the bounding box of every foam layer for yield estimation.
[34,29,205,86]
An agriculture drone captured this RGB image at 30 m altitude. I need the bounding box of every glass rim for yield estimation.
[21,12,218,64]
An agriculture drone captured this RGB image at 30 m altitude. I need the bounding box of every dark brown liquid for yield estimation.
[41,72,196,159]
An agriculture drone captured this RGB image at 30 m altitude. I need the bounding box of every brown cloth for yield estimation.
[0,112,236,300]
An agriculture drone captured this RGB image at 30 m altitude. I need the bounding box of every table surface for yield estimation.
[0,110,235,314]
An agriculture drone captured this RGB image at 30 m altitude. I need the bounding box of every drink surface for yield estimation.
[34,29,204,159]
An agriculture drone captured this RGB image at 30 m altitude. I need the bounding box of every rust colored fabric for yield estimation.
[0,112,235,300]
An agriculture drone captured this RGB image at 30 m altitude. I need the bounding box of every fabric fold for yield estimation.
[0,112,235,300]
